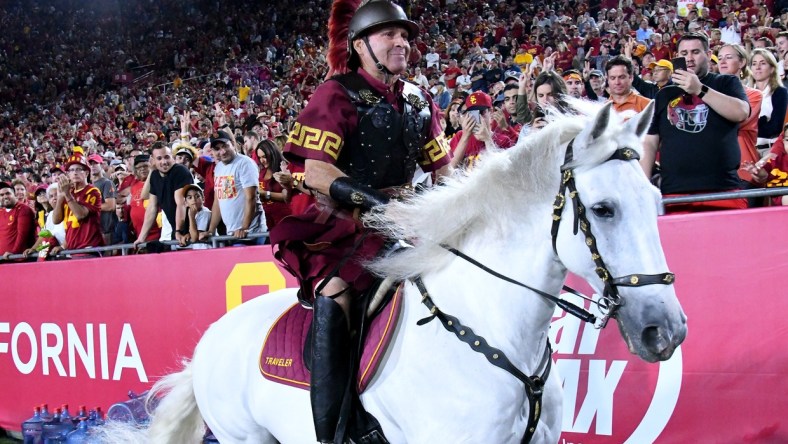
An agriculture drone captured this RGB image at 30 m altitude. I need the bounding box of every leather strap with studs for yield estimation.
[413,277,551,442]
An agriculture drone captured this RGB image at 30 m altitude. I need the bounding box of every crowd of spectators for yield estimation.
[2,0,788,261]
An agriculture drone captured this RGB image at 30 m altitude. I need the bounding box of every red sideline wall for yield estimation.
[1,207,786,443]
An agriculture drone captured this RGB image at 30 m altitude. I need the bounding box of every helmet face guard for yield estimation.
[347,0,419,69]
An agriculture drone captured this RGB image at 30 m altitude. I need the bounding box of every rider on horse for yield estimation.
[270,0,451,442]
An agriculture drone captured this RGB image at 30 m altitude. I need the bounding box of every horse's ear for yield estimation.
[625,100,655,138]
[590,102,613,141]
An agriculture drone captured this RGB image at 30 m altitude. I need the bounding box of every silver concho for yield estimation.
[351,192,365,205]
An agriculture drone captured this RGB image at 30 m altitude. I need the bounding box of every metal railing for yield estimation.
[660,187,788,212]
[1,187,787,263]
[0,232,269,262]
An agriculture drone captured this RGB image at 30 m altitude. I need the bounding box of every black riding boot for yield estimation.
[311,295,351,443]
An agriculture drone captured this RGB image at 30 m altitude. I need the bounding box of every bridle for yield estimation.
[412,136,676,442]
[549,138,675,328]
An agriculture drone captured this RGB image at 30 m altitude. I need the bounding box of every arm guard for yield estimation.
[328,176,390,211]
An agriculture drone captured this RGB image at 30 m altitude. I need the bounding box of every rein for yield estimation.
[411,137,676,442]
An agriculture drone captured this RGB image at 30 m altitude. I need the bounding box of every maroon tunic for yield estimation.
[271,69,450,295]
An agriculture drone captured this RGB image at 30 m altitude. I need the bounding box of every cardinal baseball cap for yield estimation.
[465,91,493,111]
[87,154,103,164]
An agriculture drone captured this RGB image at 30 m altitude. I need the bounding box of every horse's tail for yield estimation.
[147,358,205,443]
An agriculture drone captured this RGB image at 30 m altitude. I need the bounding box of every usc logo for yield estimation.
[224,262,289,312]
[469,95,478,104]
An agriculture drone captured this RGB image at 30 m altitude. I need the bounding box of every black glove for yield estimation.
[328,177,389,211]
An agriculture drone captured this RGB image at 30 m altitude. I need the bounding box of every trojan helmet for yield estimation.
[63,146,89,171]
[327,0,419,78]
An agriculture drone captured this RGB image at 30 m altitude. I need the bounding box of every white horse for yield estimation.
[123,101,686,444]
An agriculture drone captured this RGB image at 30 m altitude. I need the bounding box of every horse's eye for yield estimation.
[591,203,615,219]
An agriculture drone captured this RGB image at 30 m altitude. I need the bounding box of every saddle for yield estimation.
[259,281,403,390]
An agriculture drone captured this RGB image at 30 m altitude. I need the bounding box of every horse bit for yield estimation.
[411,138,675,443]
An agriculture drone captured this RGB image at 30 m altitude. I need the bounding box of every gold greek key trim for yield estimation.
[420,133,449,165]
[287,122,343,160]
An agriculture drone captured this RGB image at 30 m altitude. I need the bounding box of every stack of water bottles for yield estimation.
[21,403,104,443]
[104,391,216,442]
[21,394,218,443]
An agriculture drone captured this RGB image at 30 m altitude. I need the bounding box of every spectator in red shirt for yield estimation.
[449,91,513,169]
[491,84,522,144]
[52,149,105,256]
[192,141,217,211]
[254,140,292,230]
[443,59,462,92]
[650,34,672,60]
[126,154,162,243]
[0,181,36,260]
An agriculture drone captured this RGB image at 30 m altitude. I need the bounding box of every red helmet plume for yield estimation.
[326,0,363,79]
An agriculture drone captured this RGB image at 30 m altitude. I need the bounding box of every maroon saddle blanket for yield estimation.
[259,284,403,392]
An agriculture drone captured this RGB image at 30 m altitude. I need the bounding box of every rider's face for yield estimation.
[355,26,411,75]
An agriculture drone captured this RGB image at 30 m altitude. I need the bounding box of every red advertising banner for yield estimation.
[1,207,787,442]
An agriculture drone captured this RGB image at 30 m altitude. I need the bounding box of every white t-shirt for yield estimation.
[456,74,472,91]
[44,212,66,247]
[213,154,265,233]
[413,73,430,90]
[191,207,213,250]
[425,52,440,69]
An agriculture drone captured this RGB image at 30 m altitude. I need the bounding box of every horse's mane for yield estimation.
[364,104,616,281]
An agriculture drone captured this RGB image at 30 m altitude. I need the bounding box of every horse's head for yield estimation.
[553,101,687,363]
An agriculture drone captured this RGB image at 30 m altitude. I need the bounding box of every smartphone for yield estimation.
[468,110,481,124]
[671,57,687,71]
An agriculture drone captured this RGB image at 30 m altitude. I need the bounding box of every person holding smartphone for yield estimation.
[447,91,506,170]
[640,32,751,213]
[448,92,493,168]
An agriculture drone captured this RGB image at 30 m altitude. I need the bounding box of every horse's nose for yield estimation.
[641,325,674,358]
